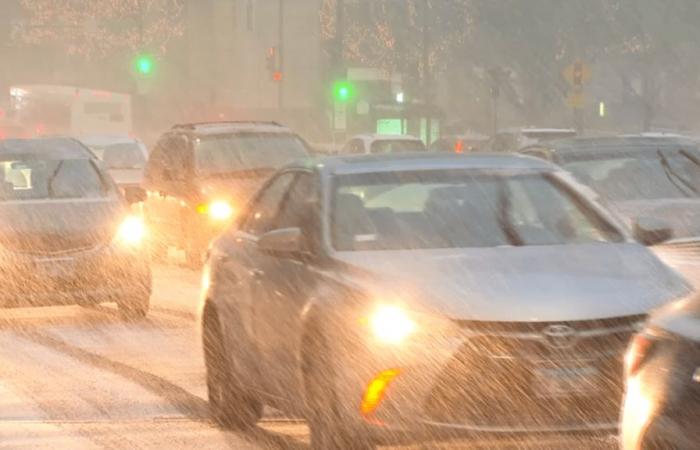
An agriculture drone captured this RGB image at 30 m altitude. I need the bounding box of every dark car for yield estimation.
[200,153,688,450]
[520,136,700,286]
[0,138,151,318]
[143,121,310,266]
[621,295,700,450]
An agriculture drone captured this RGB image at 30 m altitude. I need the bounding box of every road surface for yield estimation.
[0,264,617,449]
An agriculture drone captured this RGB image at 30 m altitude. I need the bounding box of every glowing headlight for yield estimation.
[370,305,417,344]
[116,216,146,246]
[197,201,234,221]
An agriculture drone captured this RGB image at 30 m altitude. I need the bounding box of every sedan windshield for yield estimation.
[370,140,426,154]
[561,149,700,202]
[89,143,146,170]
[0,158,110,200]
[332,170,622,251]
[195,132,309,175]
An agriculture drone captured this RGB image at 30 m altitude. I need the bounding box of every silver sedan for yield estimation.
[200,153,691,450]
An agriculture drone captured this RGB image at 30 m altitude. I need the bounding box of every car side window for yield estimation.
[144,139,168,184]
[347,139,365,154]
[163,135,191,181]
[275,173,318,229]
[242,172,296,236]
[274,172,321,253]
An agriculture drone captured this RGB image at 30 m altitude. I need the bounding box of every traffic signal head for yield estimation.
[333,80,355,103]
[134,54,155,76]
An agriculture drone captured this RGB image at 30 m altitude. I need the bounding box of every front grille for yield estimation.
[424,315,642,429]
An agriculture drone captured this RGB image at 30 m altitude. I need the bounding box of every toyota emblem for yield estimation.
[542,324,578,349]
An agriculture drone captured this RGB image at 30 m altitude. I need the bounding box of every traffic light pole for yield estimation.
[277,0,284,110]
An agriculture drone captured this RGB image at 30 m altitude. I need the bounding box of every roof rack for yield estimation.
[171,120,283,130]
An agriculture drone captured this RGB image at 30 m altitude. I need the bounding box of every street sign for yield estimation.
[567,90,585,109]
[334,102,347,130]
[562,59,591,86]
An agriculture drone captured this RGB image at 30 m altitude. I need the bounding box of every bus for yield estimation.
[9,85,132,137]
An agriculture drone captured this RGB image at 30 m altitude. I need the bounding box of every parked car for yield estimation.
[340,134,426,155]
[487,127,577,152]
[621,295,700,450]
[201,152,689,450]
[520,136,700,286]
[0,138,151,318]
[143,121,311,266]
[79,135,149,190]
[430,132,489,153]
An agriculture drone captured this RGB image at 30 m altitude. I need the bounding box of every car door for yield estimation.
[216,172,298,389]
[143,138,169,241]
[249,170,321,401]
[160,134,192,246]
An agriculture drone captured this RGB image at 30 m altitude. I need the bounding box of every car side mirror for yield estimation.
[632,217,673,246]
[258,227,303,255]
[124,186,147,204]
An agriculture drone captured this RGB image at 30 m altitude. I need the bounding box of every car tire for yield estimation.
[117,292,150,320]
[303,332,376,450]
[203,306,262,430]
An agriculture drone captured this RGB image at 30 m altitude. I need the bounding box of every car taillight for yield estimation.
[625,333,657,376]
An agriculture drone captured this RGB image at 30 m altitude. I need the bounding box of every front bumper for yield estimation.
[334,317,638,444]
[0,244,151,308]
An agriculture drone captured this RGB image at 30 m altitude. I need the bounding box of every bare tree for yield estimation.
[15,0,185,59]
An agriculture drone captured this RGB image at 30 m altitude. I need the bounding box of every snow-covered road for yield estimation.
[0,265,616,449]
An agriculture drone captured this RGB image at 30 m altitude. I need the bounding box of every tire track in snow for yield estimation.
[20,330,210,422]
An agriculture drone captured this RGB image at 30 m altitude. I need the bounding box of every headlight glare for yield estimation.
[116,215,146,246]
[370,305,417,344]
[198,200,234,221]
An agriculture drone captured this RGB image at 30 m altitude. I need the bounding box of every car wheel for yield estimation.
[303,333,376,450]
[203,307,262,429]
[117,292,150,320]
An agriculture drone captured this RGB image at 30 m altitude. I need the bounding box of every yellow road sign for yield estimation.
[562,59,591,86]
[567,91,585,108]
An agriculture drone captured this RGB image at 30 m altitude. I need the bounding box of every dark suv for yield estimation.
[143,121,310,266]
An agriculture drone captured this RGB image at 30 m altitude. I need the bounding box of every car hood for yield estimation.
[197,175,270,206]
[0,198,124,253]
[609,198,700,239]
[333,243,690,322]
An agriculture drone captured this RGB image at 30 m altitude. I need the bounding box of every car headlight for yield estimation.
[369,305,418,344]
[197,200,234,221]
[116,215,146,246]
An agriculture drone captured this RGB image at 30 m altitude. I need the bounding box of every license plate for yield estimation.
[34,257,76,279]
[533,365,599,398]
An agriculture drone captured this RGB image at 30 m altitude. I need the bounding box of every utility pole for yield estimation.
[422,0,432,144]
[277,0,284,109]
[335,0,345,78]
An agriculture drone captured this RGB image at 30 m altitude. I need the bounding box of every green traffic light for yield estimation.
[135,54,154,75]
[333,80,354,102]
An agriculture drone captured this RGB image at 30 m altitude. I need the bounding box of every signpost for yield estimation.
[562,59,591,133]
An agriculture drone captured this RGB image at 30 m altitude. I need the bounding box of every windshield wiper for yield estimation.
[680,148,700,167]
[46,161,65,198]
[497,187,524,246]
[657,149,698,196]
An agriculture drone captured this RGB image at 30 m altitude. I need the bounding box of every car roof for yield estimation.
[350,134,423,143]
[534,136,700,155]
[171,121,293,136]
[0,138,95,159]
[291,152,555,175]
[78,135,144,146]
